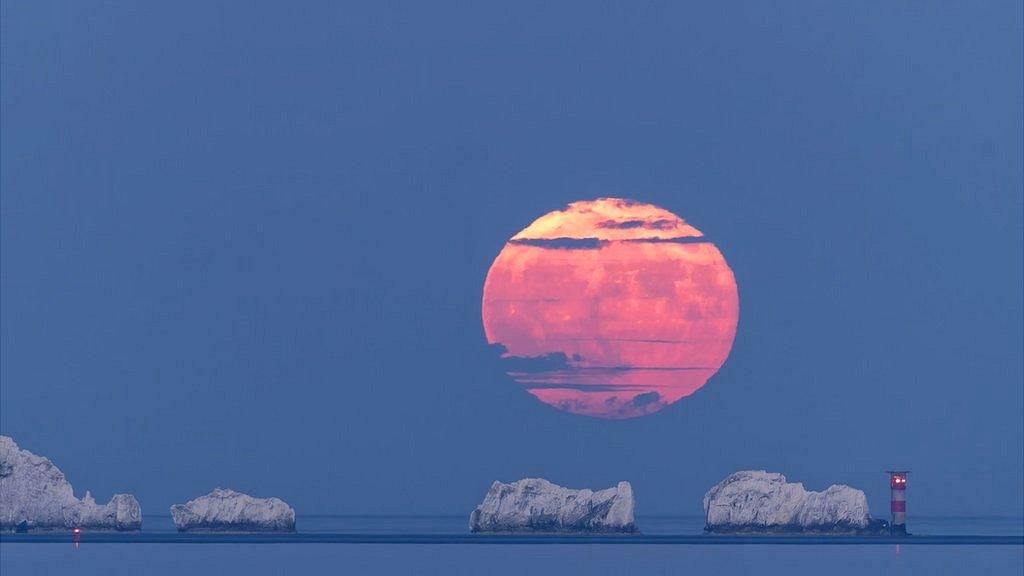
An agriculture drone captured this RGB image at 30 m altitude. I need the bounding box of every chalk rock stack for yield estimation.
[469,478,636,533]
[171,488,295,532]
[703,470,879,534]
[0,435,142,531]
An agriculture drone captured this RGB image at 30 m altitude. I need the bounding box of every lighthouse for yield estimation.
[887,471,909,535]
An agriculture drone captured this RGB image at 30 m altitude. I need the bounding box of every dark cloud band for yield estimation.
[508,236,710,249]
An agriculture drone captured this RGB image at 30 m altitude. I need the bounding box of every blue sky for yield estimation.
[1,1,1021,518]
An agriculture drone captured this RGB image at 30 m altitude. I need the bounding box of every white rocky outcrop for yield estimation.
[469,478,636,533]
[0,436,142,531]
[703,470,877,533]
[171,488,295,532]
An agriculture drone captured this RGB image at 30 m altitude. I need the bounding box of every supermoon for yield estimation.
[482,198,739,419]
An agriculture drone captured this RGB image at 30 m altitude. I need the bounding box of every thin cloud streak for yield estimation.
[507,236,712,249]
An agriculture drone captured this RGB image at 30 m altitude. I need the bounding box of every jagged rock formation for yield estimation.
[469,478,636,533]
[704,470,886,534]
[171,488,295,532]
[0,436,142,531]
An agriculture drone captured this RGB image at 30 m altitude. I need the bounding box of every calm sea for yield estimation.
[3,515,1022,575]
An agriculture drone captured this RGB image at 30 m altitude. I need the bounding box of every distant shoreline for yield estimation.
[2,533,1021,546]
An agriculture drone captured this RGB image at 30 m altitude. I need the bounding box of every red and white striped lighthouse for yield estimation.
[887,471,909,535]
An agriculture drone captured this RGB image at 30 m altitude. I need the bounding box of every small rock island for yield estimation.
[704,470,887,534]
[469,478,636,533]
[0,436,142,532]
[171,488,295,532]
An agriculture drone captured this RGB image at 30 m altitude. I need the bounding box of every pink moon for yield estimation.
[482,198,739,419]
